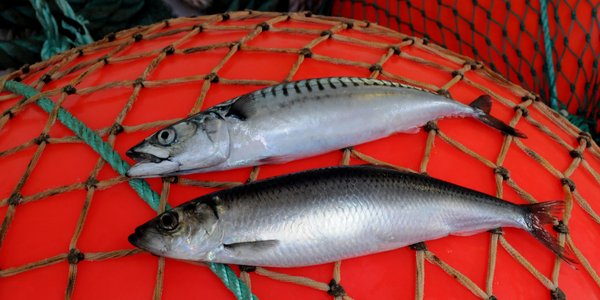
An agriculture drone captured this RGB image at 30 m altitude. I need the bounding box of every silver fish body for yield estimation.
[126,77,524,177]
[128,166,569,267]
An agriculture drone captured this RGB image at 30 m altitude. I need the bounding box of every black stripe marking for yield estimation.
[271,87,277,97]
[293,82,301,93]
[304,80,312,92]
[260,89,266,98]
[316,80,325,91]
[282,85,288,96]
[327,78,337,89]
[339,78,348,87]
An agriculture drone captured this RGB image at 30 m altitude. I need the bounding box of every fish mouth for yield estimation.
[128,227,147,249]
[128,227,169,256]
[127,159,182,178]
[126,148,165,163]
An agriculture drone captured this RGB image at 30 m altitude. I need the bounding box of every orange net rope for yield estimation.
[0,11,599,299]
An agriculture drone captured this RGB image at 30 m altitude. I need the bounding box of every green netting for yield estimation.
[331,0,599,141]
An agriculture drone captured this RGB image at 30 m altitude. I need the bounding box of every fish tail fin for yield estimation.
[522,201,577,265]
[469,95,527,138]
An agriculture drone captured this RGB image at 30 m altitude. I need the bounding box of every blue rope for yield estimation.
[539,0,559,110]
[3,80,258,300]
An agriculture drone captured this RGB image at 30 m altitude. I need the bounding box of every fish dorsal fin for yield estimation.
[223,240,279,252]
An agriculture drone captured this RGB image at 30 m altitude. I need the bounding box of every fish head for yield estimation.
[128,201,222,260]
[126,114,230,177]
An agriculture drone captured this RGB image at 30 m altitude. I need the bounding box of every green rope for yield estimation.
[29,0,93,59]
[2,80,257,300]
[210,263,258,300]
[539,0,559,110]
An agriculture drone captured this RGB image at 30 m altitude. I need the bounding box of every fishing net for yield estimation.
[0,11,599,299]
[331,0,600,138]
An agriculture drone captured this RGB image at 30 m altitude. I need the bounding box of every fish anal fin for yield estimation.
[401,127,420,134]
[223,240,280,252]
[451,229,489,237]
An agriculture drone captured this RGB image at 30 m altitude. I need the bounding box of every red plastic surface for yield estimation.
[1,14,599,300]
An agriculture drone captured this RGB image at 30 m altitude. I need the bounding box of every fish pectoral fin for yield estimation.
[223,240,280,252]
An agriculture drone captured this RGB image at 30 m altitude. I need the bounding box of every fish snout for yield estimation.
[128,230,141,247]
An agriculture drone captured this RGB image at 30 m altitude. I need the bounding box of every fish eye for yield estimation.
[157,128,176,146]
[158,211,179,231]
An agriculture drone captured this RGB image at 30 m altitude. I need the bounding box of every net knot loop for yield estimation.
[569,149,582,159]
[320,30,332,38]
[553,221,569,234]
[163,45,175,55]
[577,132,592,148]
[238,265,256,273]
[344,21,354,29]
[402,37,415,45]
[521,94,539,102]
[561,178,576,192]
[369,64,383,72]
[488,296,498,300]
[489,227,503,235]
[436,89,451,98]
[41,74,52,84]
[35,133,49,145]
[390,45,401,55]
[134,78,145,87]
[494,166,510,180]
[85,177,99,190]
[451,70,464,79]
[2,110,14,119]
[423,121,438,133]
[106,32,116,42]
[68,249,85,264]
[21,64,30,74]
[551,287,566,300]
[299,48,313,58]
[133,33,143,42]
[465,60,483,70]
[514,105,529,117]
[8,193,22,206]
[206,73,219,83]
[327,279,346,297]
[257,22,270,31]
[63,85,77,95]
[192,24,204,32]
[110,123,124,135]
[163,176,179,184]
[409,242,427,251]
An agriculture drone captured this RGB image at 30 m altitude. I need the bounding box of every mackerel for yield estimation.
[126,77,526,177]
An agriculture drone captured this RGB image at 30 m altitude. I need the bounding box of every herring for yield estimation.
[125,77,526,178]
[128,165,573,267]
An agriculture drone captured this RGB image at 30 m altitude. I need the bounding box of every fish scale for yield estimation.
[129,166,572,267]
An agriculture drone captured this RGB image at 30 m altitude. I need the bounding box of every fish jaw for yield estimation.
[128,226,170,256]
[127,160,181,178]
